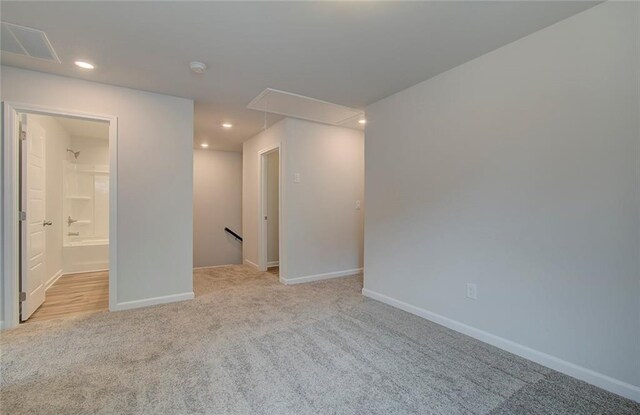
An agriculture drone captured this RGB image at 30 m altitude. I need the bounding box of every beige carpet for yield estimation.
[1,265,638,414]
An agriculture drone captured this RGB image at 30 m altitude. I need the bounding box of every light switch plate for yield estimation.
[466,283,478,300]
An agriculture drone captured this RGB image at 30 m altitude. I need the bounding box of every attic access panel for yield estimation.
[247,88,364,126]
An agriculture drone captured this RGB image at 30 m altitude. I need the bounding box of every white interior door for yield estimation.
[266,151,279,267]
[259,146,280,272]
[20,119,47,321]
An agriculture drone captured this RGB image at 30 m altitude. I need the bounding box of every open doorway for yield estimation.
[259,145,280,275]
[2,103,117,328]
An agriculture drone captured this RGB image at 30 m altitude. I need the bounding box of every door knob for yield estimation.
[43,220,53,227]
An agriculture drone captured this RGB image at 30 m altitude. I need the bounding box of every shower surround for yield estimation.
[63,160,109,273]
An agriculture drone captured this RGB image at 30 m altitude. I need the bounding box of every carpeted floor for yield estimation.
[1,265,638,414]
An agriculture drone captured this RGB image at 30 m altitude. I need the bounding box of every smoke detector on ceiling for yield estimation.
[189,61,207,74]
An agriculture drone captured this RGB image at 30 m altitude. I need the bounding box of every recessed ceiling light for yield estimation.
[74,60,95,69]
[222,123,233,129]
[190,61,207,74]
[201,143,209,148]
[358,119,367,125]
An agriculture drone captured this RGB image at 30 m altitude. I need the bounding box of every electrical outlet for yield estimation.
[355,200,361,210]
[294,173,301,183]
[466,283,478,300]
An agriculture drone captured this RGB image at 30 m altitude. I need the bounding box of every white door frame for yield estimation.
[20,116,47,320]
[2,102,118,329]
[258,144,281,273]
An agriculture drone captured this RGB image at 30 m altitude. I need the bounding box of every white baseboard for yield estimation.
[59,268,109,277]
[44,269,63,291]
[111,292,194,312]
[243,259,260,270]
[267,261,279,267]
[362,288,640,403]
[281,268,362,285]
[63,263,109,274]
[193,264,236,270]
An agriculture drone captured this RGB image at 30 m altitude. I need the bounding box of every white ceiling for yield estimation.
[1,1,597,151]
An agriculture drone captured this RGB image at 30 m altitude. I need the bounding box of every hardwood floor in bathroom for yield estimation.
[27,271,109,323]
[28,266,277,323]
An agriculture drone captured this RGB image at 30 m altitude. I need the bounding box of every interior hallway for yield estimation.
[2,265,637,414]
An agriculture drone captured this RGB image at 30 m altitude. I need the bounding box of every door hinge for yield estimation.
[19,292,26,302]
[20,130,27,141]
[19,211,27,221]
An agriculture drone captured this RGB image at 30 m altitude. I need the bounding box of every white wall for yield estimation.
[283,119,364,281]
[242,119,286,269]
[363,1,640,400]
[242,118,364,281]
[266,151,279,264]
[1,66,194,315]
[69,135,109,165]
[28,114,70,289]
[193,149,242,267]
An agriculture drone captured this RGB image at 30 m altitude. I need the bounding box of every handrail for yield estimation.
[224,227,243,242]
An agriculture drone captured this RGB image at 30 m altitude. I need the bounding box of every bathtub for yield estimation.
[65,237,109,247]
[63,238,109,274]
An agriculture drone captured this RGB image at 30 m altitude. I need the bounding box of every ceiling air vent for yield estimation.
[1,22,60,62]
[247,88,364,126]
